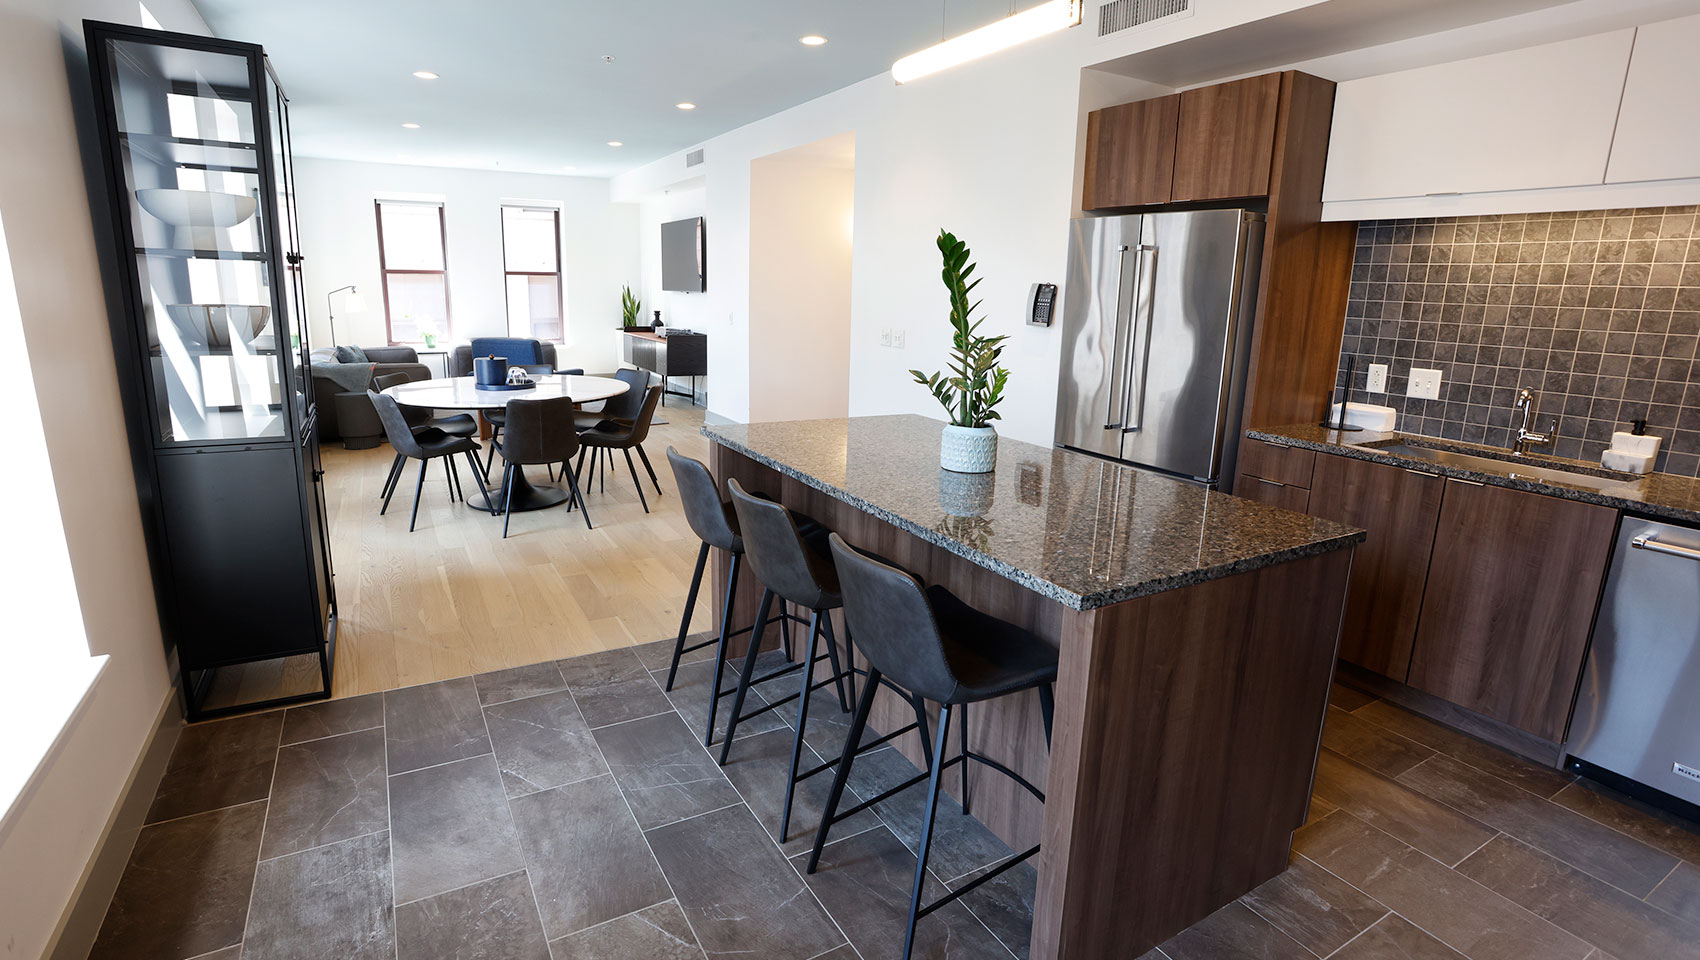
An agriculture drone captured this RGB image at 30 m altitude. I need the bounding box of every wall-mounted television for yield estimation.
[661,216,706,293]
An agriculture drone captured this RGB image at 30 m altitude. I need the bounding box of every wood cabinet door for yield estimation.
[1407,478,1617,741]
[1171,73,1281,202]
[1234,473,1310,513]
[1307,454,1444,682]
[1083,94,1179,209]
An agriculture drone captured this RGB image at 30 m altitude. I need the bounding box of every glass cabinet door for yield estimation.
[264,60,311,430]
[103,37,285,444]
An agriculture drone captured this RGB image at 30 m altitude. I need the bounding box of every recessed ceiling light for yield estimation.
[401,122,421,129]
[607,140,623,147]
[799,35,827,46]
[411,70,439,80]
[676,102,696,110]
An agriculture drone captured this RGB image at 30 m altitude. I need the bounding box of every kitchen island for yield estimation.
[702,415,1363,959]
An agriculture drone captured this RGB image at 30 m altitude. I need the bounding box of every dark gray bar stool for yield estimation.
[810,532,1058,960]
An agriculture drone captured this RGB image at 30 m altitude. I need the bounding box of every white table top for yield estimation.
[383,374,628,410]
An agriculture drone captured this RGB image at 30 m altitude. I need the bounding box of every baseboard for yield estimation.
[43,688,183,960]
[1334,661,1566,768]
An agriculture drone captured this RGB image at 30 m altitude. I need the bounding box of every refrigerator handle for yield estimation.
[1121,244,1158,433]
[1103,244,1135,431]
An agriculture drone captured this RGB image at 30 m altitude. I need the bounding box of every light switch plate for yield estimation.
[1408,367,1442,400]
[880,328,892,347]
[1367,363,1388,394]
[892,329,906,349]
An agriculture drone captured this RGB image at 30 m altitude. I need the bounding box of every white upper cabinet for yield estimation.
[1606,14,1700,184]
[1322,31,1634,204]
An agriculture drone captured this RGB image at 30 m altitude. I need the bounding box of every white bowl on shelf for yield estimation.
[135,188,258,250]
[157,304,272,352]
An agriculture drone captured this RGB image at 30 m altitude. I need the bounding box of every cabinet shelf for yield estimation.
[136,246,269,261]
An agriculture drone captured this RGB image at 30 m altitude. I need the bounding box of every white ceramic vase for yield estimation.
[940,424,997,474]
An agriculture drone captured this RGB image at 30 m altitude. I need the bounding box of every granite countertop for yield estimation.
[1250,423,1700,524]
[702,415,1363,611]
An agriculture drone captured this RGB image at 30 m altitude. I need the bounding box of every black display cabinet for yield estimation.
[84,21,335,720]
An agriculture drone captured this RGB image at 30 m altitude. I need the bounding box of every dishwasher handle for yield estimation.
[1631,534,1700,562]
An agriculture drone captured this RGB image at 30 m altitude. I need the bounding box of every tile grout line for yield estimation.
[1447,829,1504,870]
[469,675,558,959]
[279,720,386,748]
[234,716,287,955]
[132,795,271,832]
[1317,909,1391,960]
[1234,891,1330,959]
[258,826,392,865]
[382,698,398,960]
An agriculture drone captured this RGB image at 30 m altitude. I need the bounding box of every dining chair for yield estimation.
[372,372,478,502]
[575,384,663,512]
[495,395,590,537]
[483,363,559,476]
[368,390,493,531]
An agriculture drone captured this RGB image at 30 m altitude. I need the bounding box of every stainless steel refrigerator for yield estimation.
[1053,209,1265,486]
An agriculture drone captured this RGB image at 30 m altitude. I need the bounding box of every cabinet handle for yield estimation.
[1254,477,1287,488]
[1632,535,1700,563]
[1404,468,1438,478]
[1445,476,1485,487]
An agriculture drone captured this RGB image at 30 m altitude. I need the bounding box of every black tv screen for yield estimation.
[661,217,706,293]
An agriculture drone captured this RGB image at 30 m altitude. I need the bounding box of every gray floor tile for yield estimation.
[146,712,282,824]
[90,801,266,960]
[634,633,719,674]
[559,647,674,728]
[509,775,671,939]
[791,825,1008,960]
[484,689,607,798]
[384,677,492,775]
[395,870,550,960]
[1238,855,1387,956]
[1331,914,1465,960]
[846,746,1015,883]
[660,655,786,746]
[474,662,567,706]
[1549,778,1700,865]
[191,946,245,960]
[548,901,704,960]
[954,859,1037,960]
[807,947,861,960]
[1313,749,1496,866]
[244,831,395,960]
[1353,699,1576,798]
[716,726,882,856]
[1322,705,1435,778]
[1160,900,1311,960]
[261,727,388,860]
[281,693,384,745]
[390,754,524,904]
[647,804,845,960]
[1329,682,1379,713]
[1650,861,1700,928]
[593,711,742,829]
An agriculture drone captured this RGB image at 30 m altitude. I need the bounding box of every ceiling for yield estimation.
[193,0,1017,179]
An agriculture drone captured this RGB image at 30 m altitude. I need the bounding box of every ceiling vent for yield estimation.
[685,148,705,168]
[1098,0,1192,37]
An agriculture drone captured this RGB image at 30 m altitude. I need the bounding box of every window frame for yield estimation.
[500,204,564,342]
[374,199,451,345]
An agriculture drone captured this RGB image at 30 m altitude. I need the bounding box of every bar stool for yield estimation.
[810,533,1058,960]
[663,448,807,746]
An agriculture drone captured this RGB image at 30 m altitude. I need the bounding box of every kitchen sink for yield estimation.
[1354,438,1645,494]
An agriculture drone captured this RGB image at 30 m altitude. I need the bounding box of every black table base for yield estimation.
[469,465,571,514]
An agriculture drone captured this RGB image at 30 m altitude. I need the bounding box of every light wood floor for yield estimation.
[204,399,716,707]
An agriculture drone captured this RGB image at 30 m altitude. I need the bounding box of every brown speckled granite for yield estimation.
[703,415,1363,611]
[1251,424,1700,524]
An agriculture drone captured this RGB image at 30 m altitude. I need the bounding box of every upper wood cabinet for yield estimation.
[1405,478,1617,742]
[1606,14,1700,184]
[1083,94,1180,209]
[1171,74,1281,203]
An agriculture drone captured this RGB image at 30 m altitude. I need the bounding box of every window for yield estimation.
[375,200,449,343]
[501,205,563,341]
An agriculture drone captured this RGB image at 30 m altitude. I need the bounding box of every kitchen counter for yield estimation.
[703,415,1362,609]
[1249,423,1700,523]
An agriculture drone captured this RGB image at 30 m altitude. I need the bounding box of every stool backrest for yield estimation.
[667,447,737,552]
[500,396,579,465]
[728,479,836,611]
[368,390,424,458]
[828,533,959,703]
[372,372,428,429]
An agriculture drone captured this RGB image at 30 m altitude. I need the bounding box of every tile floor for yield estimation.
[90,643,1700,960]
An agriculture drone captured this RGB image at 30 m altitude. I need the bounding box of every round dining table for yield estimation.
[383,374,630,513]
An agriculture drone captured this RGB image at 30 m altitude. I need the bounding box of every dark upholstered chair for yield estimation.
[481,363,559,475]
[809,533,1059,960]
[576,384,664,511]
[312,346,430,443]
[372,373,478,503]
[368,390,492,531]
[494,396,589,537]
[574,367,649,432]
[450,338,559,377]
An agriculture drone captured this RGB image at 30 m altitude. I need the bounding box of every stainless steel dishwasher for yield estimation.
[1566,516,1700,811]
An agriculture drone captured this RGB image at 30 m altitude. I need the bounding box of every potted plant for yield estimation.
[910,229,1010,474]
[620,285,643,329]
[416,316,438,349]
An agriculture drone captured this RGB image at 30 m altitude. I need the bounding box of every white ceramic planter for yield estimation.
[940,424,998,474]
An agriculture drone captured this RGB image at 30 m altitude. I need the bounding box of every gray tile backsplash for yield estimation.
[1335,206,1700,477]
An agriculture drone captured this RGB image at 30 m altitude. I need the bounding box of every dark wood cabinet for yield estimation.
[622,330,706,406]
[1083,94,1180,209]
[1171,74,1282,202]
[1237,437,1315,488]
[1307,454,1444,682]
[1405,478,1617,742]
[1234,474,1310,512]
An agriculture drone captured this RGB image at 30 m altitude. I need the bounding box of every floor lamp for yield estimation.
[327,284,367,348]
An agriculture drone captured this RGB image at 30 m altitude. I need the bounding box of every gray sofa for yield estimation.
[310,346,431,445]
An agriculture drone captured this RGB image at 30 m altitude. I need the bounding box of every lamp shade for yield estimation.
[344,290,369,313]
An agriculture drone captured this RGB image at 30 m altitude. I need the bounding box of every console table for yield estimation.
[621,329,705,406]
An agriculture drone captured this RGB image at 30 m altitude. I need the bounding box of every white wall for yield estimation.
[749,147,854,421]
[292,158,640,372]
[634,183,713,395]
[0,0,212,955]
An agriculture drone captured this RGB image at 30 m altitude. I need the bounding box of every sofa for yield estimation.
[309,346,431,446]
[450,339,559,377]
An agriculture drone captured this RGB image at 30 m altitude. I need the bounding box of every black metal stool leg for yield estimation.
[408,457,430,532]
[903,703,954,960]
[779,609,824,842]
[807,666,882,875]
[912,695,934,771]
[483,425,502,476]
[820,615,849,712]
[703,553,743,746]
[565,466,593,529]
[780,602,794,661]
[1039,683,1055,748]
[501,462,517,538]
[667,542,710,691]
[464,451,495,514]
[444,454,458,502]
[959,702,970,816]
[719,588,775,763]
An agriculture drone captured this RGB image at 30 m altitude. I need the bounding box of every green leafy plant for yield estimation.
[910,230,1010,428]
[620,285,642,327]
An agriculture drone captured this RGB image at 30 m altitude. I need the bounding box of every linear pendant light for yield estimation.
[892,0,1082,84]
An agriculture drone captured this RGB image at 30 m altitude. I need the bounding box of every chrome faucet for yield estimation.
[1512,388,1555,455]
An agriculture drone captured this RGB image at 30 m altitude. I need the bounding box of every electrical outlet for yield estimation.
[1408,367,1443,400]
[892,329,906,349]
[880,328,892,347]
[1367,363,1388,394]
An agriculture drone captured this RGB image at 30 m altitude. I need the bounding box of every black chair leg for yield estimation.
[624,449,650,513]
[380,456,407,516]
[808,666,882,874]
[780,603,794,661]
[1039,683,1055,749]
[704,553,743,747]
[635,444,663,495]
[903,704,953,960]
[408,457,430,532]
[912,695,934,771]
[667,542,711,691]
[779,609,824,843]
[960,702,971,816]
[820,615,849,712]
[381,453,404,500]
[565,466,592,530]
[719,588,775,763]
[501,462,516,538]
[464,451,496,514]
[444,455,458,502]
[483,425,502,477]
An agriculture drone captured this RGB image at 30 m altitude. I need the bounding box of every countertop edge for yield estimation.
[706,426,1365,611]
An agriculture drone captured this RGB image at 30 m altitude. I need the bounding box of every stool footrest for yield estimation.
[794,722,919,784]
[915,844,1040,922]
[963,750,1046,803]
